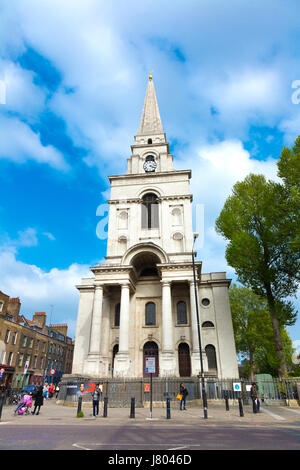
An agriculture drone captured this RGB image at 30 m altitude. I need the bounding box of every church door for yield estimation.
[178,343,191,377]
[143,341,159,377]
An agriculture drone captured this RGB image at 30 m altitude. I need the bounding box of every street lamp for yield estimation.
[192,232,208,419]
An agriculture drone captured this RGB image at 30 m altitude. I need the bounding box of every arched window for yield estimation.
[202,321,214,328]
[114,303,120,327]
[145,302,156,326]
[177,301,187,325]
[205,344,217,371]
[141,193,159,229]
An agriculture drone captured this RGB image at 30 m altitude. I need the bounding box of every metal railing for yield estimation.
[58,376,300,407]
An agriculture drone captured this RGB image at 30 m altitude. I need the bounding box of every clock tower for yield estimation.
[72,75,239,380]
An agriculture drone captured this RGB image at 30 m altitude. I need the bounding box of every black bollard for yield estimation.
[130,397,135,419]
[238,397,244,417]
[0,394,4,421]
[225,397,229,411]
[166,396,171,419]
[103,396,108,417]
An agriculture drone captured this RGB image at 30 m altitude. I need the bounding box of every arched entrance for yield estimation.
[143,341,159,377]
[178,343,191,377]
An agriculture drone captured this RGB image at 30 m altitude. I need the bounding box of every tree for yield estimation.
[216,172,299,377]
[229,284,274,380]
[277,135,300,251]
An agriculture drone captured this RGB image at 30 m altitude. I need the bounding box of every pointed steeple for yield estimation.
[135,74,166,143]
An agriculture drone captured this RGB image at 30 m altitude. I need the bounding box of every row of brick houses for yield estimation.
[0,290,74,391]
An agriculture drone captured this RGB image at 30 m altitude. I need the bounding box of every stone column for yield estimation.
[113,282,132,377]
[89,285,104,354]
[84,285,104,376]
[119,282,130,353]
[161,281,173,352]
[160,280,176,376]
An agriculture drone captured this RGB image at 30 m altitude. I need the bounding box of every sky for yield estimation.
[0,0,299,346]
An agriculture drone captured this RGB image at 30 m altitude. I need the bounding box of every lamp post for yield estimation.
[192,232,208,419]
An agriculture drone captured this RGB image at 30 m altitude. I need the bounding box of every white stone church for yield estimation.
[72,75,238,380]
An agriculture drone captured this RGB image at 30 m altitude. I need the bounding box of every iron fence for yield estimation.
[59,376,300,407]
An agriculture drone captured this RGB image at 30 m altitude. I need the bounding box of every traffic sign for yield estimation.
[50,369,55,375]
[233,382,242,392]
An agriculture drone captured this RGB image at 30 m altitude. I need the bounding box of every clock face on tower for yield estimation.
[143,156,157,173]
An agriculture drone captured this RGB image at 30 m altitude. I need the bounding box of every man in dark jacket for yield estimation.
[31,386,44,415]
[179,383,189,410]
[91,384,101,418]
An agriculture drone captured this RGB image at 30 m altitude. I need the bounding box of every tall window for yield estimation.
[142,193,159,229]
[177,301,187,324]
[205,345,217,371]
[145,302,156,326]
[114,303,120,327]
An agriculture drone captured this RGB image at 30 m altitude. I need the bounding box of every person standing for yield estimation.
[179,383,188,410]
[43,382,49,400]
[55,383,60,399]
[48,383,54,399]
[250,382,260,413]
[31,386,44,415]
[91,384,101,418]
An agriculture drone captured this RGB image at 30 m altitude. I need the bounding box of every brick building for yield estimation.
[0,294,74,390]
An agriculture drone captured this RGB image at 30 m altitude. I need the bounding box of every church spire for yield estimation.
[136,74,165,141]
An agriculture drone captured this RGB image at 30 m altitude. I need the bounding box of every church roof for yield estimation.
[136,74,164,137]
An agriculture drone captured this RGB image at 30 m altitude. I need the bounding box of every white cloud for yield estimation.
[0,114,69,170]
[42,232,56,241]
[0,247,91,338]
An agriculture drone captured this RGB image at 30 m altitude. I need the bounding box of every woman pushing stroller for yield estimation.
[14,392,33,415]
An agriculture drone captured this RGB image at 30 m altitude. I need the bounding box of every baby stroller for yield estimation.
[14,393,33,415]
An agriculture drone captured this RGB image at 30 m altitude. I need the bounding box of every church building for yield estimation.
[72,75,238,379]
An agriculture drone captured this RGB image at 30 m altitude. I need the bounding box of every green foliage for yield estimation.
[216,137,300,377]
[229,285,296,377]
[76,410,84,418]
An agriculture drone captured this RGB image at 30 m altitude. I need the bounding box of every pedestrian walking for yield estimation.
[91,384,101,418]
[48,383,54,399]
[250,382,260,413]
[179,383,189,410]
[31,385,44,415]
[55,383,60,399]
[43,382,49,400]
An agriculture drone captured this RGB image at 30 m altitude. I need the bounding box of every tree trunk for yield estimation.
[266,289,287,378]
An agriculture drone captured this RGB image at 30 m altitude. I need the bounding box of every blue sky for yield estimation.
[0,0,299,346]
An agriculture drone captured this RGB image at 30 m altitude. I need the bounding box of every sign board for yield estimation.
[50,369,55,375]
[0,368,4,374]
[145,357,155,374]
[233,382,242,392]
[246,384,252,392]
[144,384,150,392]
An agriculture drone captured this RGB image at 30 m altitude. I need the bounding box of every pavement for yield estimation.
[1,398,300,427]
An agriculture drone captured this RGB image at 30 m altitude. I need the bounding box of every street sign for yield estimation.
[50,369,55,375]
[145,357,155,374]
[233,382,242,392]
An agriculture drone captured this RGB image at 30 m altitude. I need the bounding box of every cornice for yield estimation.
[108,169,192,181]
